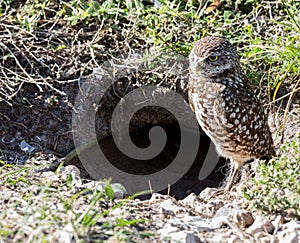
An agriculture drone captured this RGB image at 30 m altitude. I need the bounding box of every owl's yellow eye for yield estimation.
[208,56,219,62]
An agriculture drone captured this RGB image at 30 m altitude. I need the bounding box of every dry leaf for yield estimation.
[204,0,222,14]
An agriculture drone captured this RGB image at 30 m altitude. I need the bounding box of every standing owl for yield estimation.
[188,36,275,191]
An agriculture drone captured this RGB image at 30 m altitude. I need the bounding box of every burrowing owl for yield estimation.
[188,36,275,191]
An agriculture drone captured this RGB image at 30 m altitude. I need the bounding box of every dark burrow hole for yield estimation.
[97,122,227,200]
[72,103,228,200]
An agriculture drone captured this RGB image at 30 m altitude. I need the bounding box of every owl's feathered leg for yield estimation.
[224,159,241,191]
[205,160,241,199]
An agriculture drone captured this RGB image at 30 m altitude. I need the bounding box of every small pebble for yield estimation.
[232,210,254,228]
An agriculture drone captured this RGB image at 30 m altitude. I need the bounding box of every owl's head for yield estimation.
[189,36,240,78]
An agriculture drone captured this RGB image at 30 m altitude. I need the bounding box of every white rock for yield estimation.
[110,207,123,217]
[247,216,274,234]
[277,229,299,243]
[42,171,60,186]
[160,230,200,243]
[212,207,235,224]
[194,199,225,217]
[254,232,273,243]
[83,181,105,191]
[111,183,127,199]
[281,220,300,230]
[60,223,74,243]
[211,233,226,243]
[198,187,220,201]
[180,193,200,207]
[158,224,179,236]
[276,220,300,243]
[160,198,180,217]
[42,171,57,178]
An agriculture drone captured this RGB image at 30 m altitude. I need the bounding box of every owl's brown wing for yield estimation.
[212,98,229,131]
[212,93,275,158]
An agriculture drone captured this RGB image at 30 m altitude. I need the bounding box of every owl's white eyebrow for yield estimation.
[193,56,206,63]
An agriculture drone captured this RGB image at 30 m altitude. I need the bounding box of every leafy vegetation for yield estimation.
[244,134,300,218]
